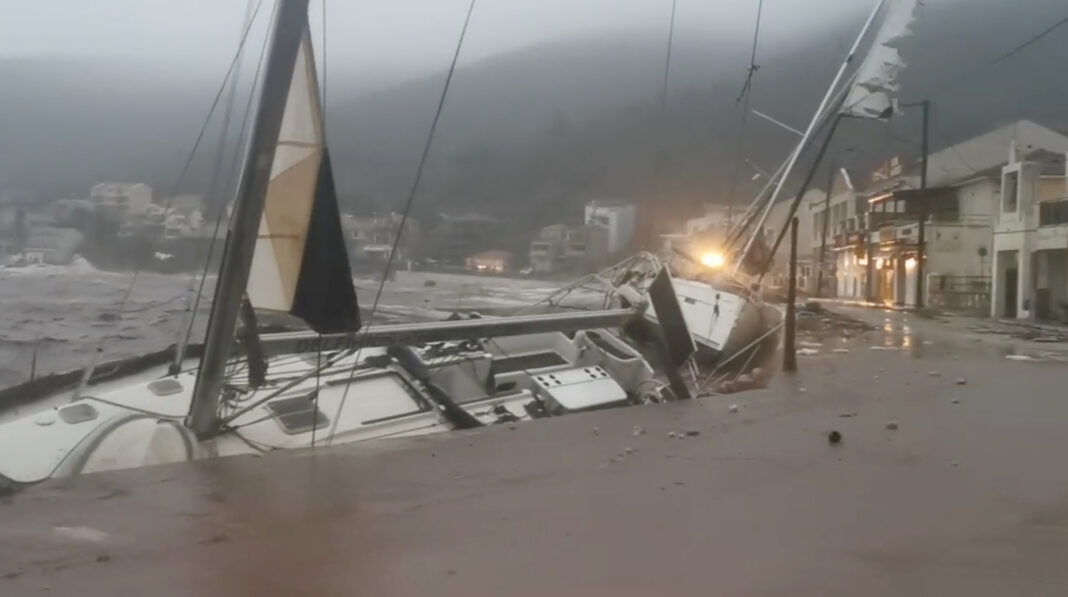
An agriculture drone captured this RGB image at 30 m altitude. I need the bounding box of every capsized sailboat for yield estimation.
[0,0,691,488]
[532,252,782,368]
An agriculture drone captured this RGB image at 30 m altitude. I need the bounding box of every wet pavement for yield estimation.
[3,306,1068,596]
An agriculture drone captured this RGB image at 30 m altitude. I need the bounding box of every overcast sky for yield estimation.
[0,0,876,91]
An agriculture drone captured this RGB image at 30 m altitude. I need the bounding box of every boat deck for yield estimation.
[3,330,1068,596]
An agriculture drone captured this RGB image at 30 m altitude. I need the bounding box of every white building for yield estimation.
[585,200,636,254]
[761,190,820,294]
[866,179,995,310]
[811,168,863,298]
[684,204,732,237]
[90,183,153,216]
[821,121,1068,311]
[992,146,1068,322]
[163,209,206,239]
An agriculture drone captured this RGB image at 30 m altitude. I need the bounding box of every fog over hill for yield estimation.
[2,0,1067,248]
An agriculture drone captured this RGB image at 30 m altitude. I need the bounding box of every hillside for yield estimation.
[2,0,1067,244]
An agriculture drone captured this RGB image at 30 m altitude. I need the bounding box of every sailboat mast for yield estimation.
[189,0,311,438]
[732,0,886,277]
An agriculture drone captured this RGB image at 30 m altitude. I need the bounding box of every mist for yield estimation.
[3,0,1068,256]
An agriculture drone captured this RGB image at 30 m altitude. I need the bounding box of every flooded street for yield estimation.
[4,305,1068,596]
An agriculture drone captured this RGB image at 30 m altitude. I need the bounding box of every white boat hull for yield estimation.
[645,278,780,364]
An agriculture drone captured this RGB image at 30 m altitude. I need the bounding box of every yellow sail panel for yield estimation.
[247,28,324,313]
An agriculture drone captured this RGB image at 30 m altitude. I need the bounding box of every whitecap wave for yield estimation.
[0,255,112,277]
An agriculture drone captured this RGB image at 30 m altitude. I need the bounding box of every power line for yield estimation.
[987,14,1068,69]
[923,13,1068,100]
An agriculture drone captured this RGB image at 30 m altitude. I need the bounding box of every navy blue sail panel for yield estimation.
[290,149,360,333]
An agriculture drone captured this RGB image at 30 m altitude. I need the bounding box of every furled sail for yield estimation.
[246,27,360,334]
[841,0,920,120]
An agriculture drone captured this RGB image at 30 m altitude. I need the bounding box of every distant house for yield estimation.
[466,250,514,274]
[163,208,206,240]
[90,183,153,216]
[428,213,500,265]
[341,213,420,263]
[584,200,636,254]
[20,227,84,265]
[529,223,608,274]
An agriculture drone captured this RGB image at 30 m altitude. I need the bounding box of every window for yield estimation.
[1003,171,1019,212]
[1039,199,1068,227]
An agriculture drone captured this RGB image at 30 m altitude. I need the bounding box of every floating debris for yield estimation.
[1006,354,1037,362]
[955,378,966,385]
[667,431,678,438]
[929,370,940,377]
[728,404,740,414]
[951,398,960,404]
[684,429,700,437]
[827,430,843,445]
[885,421,899,430]
[624,446,635,454]
[839,413,857,418]
[632,425,646,437]
[950,461,960,467]
[798,348,820,356]
[592,426,600,436]
[798,387,807,393]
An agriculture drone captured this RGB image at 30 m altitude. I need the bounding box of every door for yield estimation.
[1004,267,1018,318]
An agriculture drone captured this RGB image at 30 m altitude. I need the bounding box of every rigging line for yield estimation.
[173,0,260,372]
[176,5,273,371]
[321,0,328,120]
[725,0,764,222]
[310,0,328,450]
[311,335,322,448]
[658,0,678,115]
[733,0,764,104]
[325,0,478,447]
[641,0,679,249]
[73,0,266,400]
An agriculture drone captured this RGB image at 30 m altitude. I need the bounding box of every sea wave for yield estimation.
[0,255,113,278]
